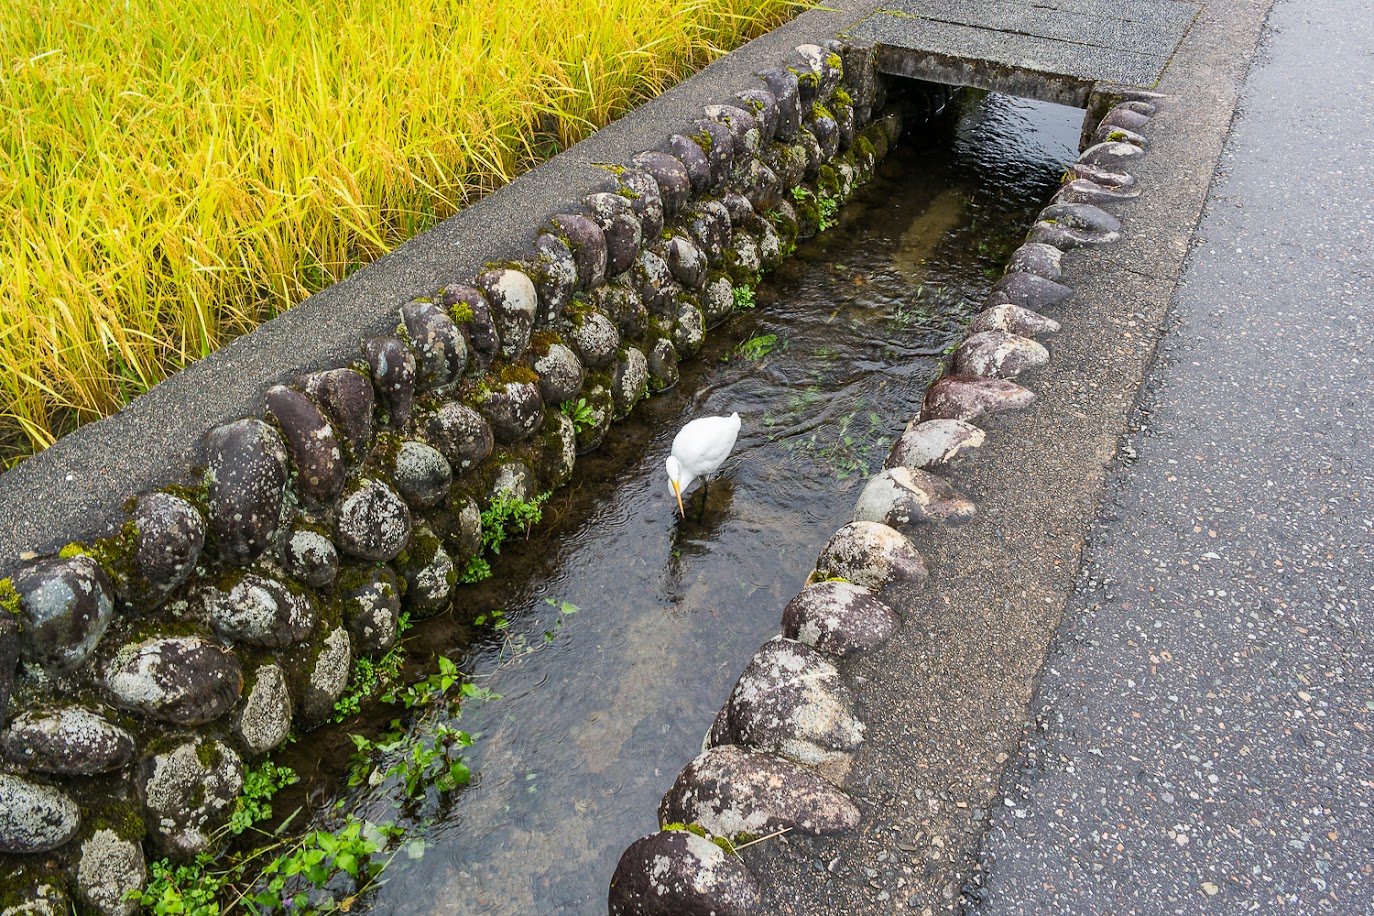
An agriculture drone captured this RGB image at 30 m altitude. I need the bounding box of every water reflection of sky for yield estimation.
[352,92,1082,915]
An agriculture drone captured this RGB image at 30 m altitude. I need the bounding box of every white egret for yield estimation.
[665,412,741,517]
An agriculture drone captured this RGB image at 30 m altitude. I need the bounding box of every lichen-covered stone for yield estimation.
[203,418,288,566]
[797,43,842,99]
[733,88,778,146]
[539,412,578,490]
[756,220,784,272]
[128,492,204,603]
[1,706,135,775]
[301,368,374,458]
[0,870,70,916]
[336,479,412,562]
[738,158,782,211]
[815,521,927,590]
[608,829,761,916]
[529,234,578,323]
[659,744,860,839]
[690,118,734,191]
[490,459,537,504]
[1051,176,1141,206]
[853,466,977,529]
[986,271,1072,311]
[618,167,665,240]
[612,347,649,419]
[442,284,501,371]
[77,828,146,916]
[423,402,494,473]
[922,375,1036,423]
[685,199,732,267]
[594,282,649,338]
[1028,202,1123,249]
[665,235,707,289]
[265,385,345,504]
[885,419,986,470]
[952,330,1051,379]
[401,298,469,389]
[549,214,607,292]
[138,738,242,858]
[280,524,338,588]
[838,41,879,123]
[391,440,452,509]
[794,128,824,182]
[672,301,706,357]
[701,274,734,327]
[564,309,621,368]
[0,773,80,854]
[533,341,585,406]
[648,338,680,392]
[631,152,690,218]
[574,377,614,453]
[806,110,840,162]
[299,627,352,726]
[396,529,455,617]
[1079,140,1144,171]
[478,380,545,443]
[705,104,760,159]
[11,555,115,677]
[233,662,291,755]
[666,134,712,195]
[758,68,801,140]
[362,336,417,430]
[340,564,401,657]
[105,635,242,726]
[583,193,643,277]
[726,233,762,286]
[780,579,898,657]
[719,191,755,229]
[721,636,864,768]
[207,572,315,648]
[765,141,809,189]
[476,268,539,360]
[0,617,16,728]
[1005,242,1063,281]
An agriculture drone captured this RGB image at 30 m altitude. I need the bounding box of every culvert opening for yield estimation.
[253,85,1084,916]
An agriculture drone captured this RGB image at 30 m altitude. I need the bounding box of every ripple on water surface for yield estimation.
[342,92,1082,915]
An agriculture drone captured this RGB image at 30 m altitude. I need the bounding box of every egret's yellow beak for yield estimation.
[671,480,685,517]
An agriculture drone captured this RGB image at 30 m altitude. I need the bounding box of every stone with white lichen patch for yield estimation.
[968,304,1061,339]
[853,466,977,529]
[0,773,80,853]
[10,555,116,677]
[608,828,760,916]
[884,418,986,471]
[299,627,352,726]
[233,663,292,756]
[104,635,242,726]
[336,479,412,562]
[1,706,135,775]
[203,418,288,566]
[206,572,315,648]
[476,268,538,360]
[952,331,1050,380]
[815,521,928,590]
[781,579,898,657]
[77,828,146,916]
[137,738,242,858]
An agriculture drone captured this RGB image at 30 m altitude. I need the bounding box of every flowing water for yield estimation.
[289,89,1082,915]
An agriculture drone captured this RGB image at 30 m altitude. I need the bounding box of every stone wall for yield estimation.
[0,34,916,914]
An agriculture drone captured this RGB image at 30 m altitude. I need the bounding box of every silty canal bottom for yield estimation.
[288,88,1083,915]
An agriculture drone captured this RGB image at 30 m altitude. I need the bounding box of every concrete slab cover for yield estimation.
[850,0,1199,104]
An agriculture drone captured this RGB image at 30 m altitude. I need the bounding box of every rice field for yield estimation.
[0,0,802,466]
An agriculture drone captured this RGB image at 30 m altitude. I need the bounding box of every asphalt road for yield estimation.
[975,0,1374,911]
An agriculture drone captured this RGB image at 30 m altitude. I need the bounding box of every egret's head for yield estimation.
[665,455,687,517]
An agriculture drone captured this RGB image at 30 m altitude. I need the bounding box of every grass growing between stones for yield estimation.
[0,0,805,465]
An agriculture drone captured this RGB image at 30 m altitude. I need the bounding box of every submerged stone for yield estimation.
[138,738,242,858]
[922,375,1036,423]
[815,521,927,590]
[362,336,417,430]
[1,706,135,775]
[853,466,977,528]
[0,774,80,854]
[203,418,288,566]
[400,298,469,389]
[302,367,374,458]
[207,571,315,648]
[476,268,538,360]
[659,744,860,840]
[952,330,1051,379]
[885,418,986,470]
[549,214,607,292]
[608,829,761,916]
[11,555,115,677]
[336,479,412,562]
[423,402,494,473]
[104,635,242,726]
[583,193,643,278]
[986,271,1072,311]
[780,579,898,657]
[265,384,345,504]
[969,303,1062,338]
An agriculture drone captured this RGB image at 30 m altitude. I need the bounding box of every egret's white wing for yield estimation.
[671,413,740,476]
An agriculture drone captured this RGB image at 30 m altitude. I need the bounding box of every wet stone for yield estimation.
[530,234,578,324]
[756,219,784,271]
[885,419,986,471]
[574,379,614,453]
[726,233,762,285]
[986,271,1072,311]
[1,706,134,775]
[207,572,314,648]
[77,829,146,916]
[667,134,712,195]
[125,492,205,606]
[631,152,690,218]
[648,338,679,392]
[815,521,928,591]
[391,440,452,509]
[618,168,665,240]
[583,193,643,278]
[952,330,1051,379]
[280,524,338,589]
[630,248,677,315]
[1029,202,1122,249]
[781,579,898,658]
[690,118,735,191]
[922,375,1035,423]
[1066,161,1136,189]
[234,662,292,755]
[266,385,345,504]
[739,158,782,211]
[138,738,243,858]
[1091,123,1148,149]
[1100,105,1151,134]
[336,479,412,562]
[401,298,468,390]
[105,635,242,726]
[302,368,374,459]
[77,828,145,916]
[1,872,70,916]
[968,303,1061,339]
[722,636,864,768]
[0,617,16,728]
[608,829,761,916]
[612,347,649,419]
[1079,140,1144,171]
[476,268,538,360]
[396,530,455,617]
[720,191,756,229]
[734,88,779,146]
[442,285,501,372]
[1052,177,1141,206]
[1005,242,1063,281]
[340,564,401,657]
[672,302,706,357]
[299,627,352,726]
[660,744,861,839]
[423,402,494,472]
[534,341,586,405]
[853,467,977,529]
[564,310,621,368]
[702,274,735,327]
[203,418,288,566]
[549,214,607,292]
[765,141,809,189]
[492,460,537,504]
[0,773,80,854]
[839,41,879,121]
[757,68,801,140]
[362,336,417,430]
[478,380,545,443]
[665,235,708,289]
[686,199,732,267]
[11,555,116,677]
[705,104,760,158]
[540,412,578,489]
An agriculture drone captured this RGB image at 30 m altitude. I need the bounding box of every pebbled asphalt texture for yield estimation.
[975,0,1374,912]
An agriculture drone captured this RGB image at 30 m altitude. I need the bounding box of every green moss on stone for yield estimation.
[448,302,475,324]
[0,577,19,616]
[833,87,853,106]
